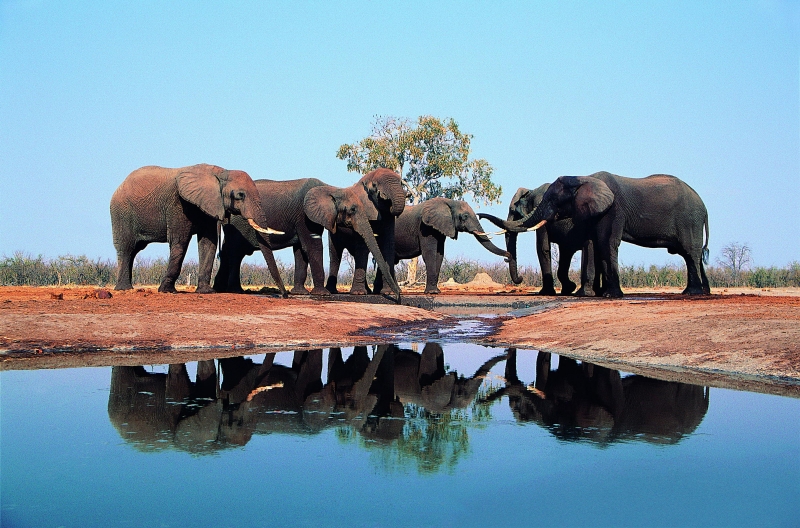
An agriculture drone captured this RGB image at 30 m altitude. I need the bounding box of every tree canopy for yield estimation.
[336,115,502,206]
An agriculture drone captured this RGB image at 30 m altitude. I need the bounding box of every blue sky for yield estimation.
[1,1,797,270]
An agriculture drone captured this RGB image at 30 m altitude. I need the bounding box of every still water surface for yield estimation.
[2,343,799,527]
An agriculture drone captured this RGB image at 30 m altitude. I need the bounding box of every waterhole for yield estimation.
[1,339,798,527]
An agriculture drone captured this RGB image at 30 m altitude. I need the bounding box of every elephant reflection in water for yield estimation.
[108,344,505,458]
[483,349,709,445]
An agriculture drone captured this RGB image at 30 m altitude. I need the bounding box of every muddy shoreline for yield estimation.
[1,286,798,398]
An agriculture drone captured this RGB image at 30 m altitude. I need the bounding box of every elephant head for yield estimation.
[304,184,402,298]
[506,176,614,233]
[478,185,549,284]
[176,165,279,236]
[421,198,509,259]
[358,168,406,219]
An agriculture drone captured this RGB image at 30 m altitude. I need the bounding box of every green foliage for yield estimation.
[337,115,502,205]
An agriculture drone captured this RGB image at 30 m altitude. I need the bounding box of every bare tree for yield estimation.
[717,242,752,286]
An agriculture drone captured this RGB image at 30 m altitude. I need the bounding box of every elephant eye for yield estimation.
[234,191,245,200]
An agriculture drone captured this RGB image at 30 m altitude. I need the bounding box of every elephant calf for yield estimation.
[110,164,281,293]
[373,197,510,295]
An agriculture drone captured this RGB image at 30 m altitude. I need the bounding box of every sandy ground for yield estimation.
[1,283,798,398]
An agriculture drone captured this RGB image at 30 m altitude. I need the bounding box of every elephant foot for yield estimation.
[290,285,310,295]
[195,284,216,294]
[682,286,707,295]
[537,287,557,296]
[559,283,577,296]
[158,282,178,294]
[603,288,624,298]
[424,287,441,295]
[114,283,132,291]
[575,287,596,297]
[378,287,395,295]
[309,286,331,296]
[349,286,368,295]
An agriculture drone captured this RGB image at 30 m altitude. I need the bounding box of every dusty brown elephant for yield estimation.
[110,164,282,294]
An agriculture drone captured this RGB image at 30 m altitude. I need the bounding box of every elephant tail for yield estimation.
[702,215,710,265]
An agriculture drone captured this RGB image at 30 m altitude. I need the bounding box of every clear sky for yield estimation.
[1,1,798,270]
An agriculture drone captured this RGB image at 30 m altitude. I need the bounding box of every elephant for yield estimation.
[110,164,283,294]
[498,172,710,297]
[370,197,510,295]
[213,178,330,296]
[479,185,601,296]
[306,168,406,299]
[483,350,709,445]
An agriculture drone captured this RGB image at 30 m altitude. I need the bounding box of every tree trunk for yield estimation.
[403,189,420,285]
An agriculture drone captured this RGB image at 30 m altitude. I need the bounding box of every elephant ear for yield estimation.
[304,186,338,233]
[574,176,614,220]
[177,167,225,220]
[422,198,456,238]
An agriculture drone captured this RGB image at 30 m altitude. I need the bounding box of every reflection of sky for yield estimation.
[1,345,798,527]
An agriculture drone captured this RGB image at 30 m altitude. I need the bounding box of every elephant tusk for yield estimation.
[248,218,284,235]
[473,231,493,239]
[492,229,507,235]
[527,220,547,232]
[310,234,322,239]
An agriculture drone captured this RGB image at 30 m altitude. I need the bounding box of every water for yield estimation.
[2,343,799,527]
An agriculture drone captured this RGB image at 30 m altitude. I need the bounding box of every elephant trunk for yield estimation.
[476,213,523,284]
[472,232,511,259]
[353,217,402,301]
[505,231,523,285]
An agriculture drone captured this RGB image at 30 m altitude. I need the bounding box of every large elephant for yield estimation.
[372,197,510,294]
[479,185,601,296]
[307,168,405,298]
[500,172,710,297]
[213,178,330,295]
[110,164,282,294]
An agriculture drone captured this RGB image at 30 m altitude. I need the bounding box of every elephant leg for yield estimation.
[159,231,192,293]
[213,225,246,294]
[535,351,551,390]
[700,261,710,295]
[597,220,624,298]
[557,248,577,295]
[115,239,146,290]
[376,219,397,293]
[373,268,384,295]
[325,234,343,294]
[576,239,597,297]
[291,244,310,295]
[681,251,706,295]
[299,227,329,296]
[421,236,443,294]
[349,249,370,295]
[195,225,218,294]
[536,230,556,296]
[256,241,288,298]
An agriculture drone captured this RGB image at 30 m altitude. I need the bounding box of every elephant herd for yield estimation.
[110,164,710,298]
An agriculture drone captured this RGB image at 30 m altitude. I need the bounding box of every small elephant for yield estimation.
[374,197,510,295]
[304,171,404,299]
[110,164,282,294]
[213,178,330,296]
[503,172,710,297]
[317,168,406,297]
[479,185,601,296]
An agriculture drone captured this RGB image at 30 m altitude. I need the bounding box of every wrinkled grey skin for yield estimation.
[213,178,330,296]
[483,349,710,445]
[501,172,710,297]
[479,185,601,296]
[110,164,280,294]
[373,197,510,294]
[324,169,406,297]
